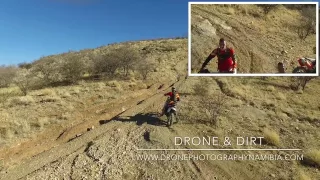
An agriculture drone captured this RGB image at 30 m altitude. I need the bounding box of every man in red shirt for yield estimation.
[200,38,237,73]
[159,87,180,116]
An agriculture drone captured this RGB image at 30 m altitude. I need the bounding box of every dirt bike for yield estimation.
[165,105,177,127]
[292,58,316,73]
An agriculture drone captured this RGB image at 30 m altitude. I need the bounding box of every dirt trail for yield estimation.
[0,77,264,180]
[0,77,184,179]
[0,81,176,173]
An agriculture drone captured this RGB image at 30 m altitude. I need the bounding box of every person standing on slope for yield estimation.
[200,38,237,73]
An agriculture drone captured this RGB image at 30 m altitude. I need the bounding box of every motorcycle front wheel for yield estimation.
[167,111,175,127]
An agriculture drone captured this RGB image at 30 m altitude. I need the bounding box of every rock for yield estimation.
[195,19,217,37]
[270,174,276,178]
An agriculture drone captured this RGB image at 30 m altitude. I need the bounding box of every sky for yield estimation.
[0,0,189,65]
[0,0,317,65]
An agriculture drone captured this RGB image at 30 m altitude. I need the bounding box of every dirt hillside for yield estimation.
[0,37,319,180]
[190,4,316,73]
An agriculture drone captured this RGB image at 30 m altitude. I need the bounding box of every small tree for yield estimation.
[32,57,63,86]
[297,7,316,41]
[18,62,32,69]
[0,65,18,88]
[203,92,227,126]
[60,54,86,83]
[13,68,38,96]
[136,59,155,80]
[115,46,140,77]
[258,4,278,14]
[92,52,121,78]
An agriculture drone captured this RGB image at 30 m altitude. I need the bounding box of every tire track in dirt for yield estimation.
[0,79,182,180]
[0,82,174,172]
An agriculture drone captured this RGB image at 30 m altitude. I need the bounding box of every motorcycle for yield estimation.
[292,58,316,73]
[165,105,177,127]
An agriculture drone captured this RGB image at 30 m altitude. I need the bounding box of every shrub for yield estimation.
[203,92,227,126]
[60,54,86,83]
[13,68,39,95]
[297,7,316,41]
[116,46,141,76]
[31,56,63,86]
[258,4,278,14]
[263,128,280,146]
[0,65,18,88]
[135,59,156,80]
[92,53,121,77]
[302,150,320,168]
[9,96,35,106]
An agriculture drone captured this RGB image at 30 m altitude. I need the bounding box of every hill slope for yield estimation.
[191,4,316,73]
[0,37,319,180]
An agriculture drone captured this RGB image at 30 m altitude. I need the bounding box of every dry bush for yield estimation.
[302,150,320,168]
[249,51,264,73]
[60,54,86,84]
[193,78,210,96]
[257,4,278,14]
[203,92,227,126]
[31,57,63,87]
[92,52,121,77]
[0,65,18,88]
[18,62,32,69]
[0,90,20,105]
[290,77,316,91]
[36,88,56,96]
[0,127,14,139]
[297,7,316,41]
[9,96,35,106]
[191,46,204,72]
[13,68,40,96]
[297,170,311,180]
[135,58,156,80]
[106,80,122,91]
[92,46,140,78]
[113,46,140,77]
[275,92,286,100]
[266,85,275,92]
[193,79,227,126]
[263,128,280,146]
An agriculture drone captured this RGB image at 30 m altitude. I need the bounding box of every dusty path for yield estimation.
[0,77,263,180]
[0,80,175,175]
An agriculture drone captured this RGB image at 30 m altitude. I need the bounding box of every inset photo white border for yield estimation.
[188,2,319,77]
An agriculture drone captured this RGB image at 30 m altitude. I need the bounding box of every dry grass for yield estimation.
[107,80,121,88]
[262,128,280,146]
[9,96,35,107]
[36,88,56,96]
[275,92,286,100]
[40,95,61,103]
[266,85,275,92]
[302,150,320,168]
[297,170,311,180]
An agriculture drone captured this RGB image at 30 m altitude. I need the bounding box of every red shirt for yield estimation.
[211,48,235,72]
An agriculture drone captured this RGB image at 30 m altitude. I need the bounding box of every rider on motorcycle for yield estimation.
[200,38,237,73]
[160,87,180,116]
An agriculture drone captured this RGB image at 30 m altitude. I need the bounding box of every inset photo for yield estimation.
[188,2,318,76]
